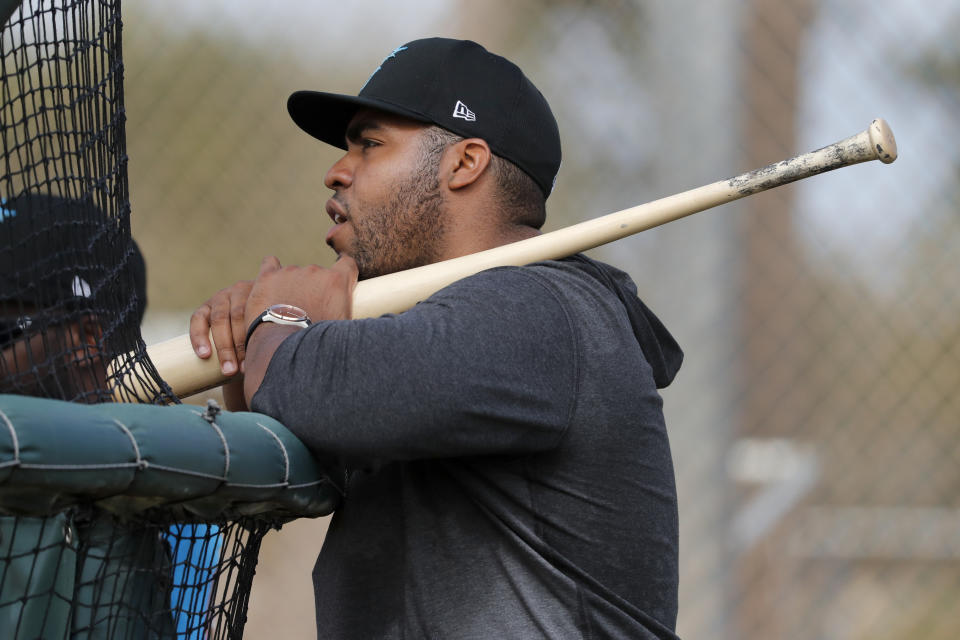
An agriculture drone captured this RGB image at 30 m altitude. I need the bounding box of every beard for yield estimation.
[343,142,448,280]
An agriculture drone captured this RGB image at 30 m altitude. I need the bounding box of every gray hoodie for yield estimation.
[253,254,683,640]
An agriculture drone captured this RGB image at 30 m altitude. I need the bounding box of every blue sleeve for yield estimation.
[249,267,578,463]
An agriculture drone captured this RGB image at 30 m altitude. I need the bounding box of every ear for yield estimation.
[446,138,492,191]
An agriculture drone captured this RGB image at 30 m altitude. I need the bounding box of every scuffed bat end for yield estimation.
[869,118,897,164]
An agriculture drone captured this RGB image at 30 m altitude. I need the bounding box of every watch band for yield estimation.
[244,303,312,348]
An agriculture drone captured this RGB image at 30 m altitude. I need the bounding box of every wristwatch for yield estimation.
[244,303,312,348]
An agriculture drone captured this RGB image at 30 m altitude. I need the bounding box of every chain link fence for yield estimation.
[121,0,959,637]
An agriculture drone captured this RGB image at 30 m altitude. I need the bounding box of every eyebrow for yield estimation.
[345,117,384,145]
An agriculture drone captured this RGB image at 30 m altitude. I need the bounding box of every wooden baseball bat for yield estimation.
[116,119,897,402]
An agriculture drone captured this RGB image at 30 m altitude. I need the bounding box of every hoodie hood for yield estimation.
[566,254,683,389]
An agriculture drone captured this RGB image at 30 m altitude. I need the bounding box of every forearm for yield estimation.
[242,324,303,407]
[221,378,247,411]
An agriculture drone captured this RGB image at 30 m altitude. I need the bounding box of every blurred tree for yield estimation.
[737,0,816,637]
[123,7,354,311]
[734,3,960,637]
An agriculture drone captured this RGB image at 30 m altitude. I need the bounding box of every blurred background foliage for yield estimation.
[120,0,959,638]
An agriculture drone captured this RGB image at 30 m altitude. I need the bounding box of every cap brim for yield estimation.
[287,90,432,149]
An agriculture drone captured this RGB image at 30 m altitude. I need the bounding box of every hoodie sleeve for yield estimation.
[249,267,579,463]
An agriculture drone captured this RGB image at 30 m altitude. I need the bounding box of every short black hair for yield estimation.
[420,126,546,229]
[489,154,546,229]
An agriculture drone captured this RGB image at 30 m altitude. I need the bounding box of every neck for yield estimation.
[439,220,540,261]
[498,223,541,245]
[438,182,541,259]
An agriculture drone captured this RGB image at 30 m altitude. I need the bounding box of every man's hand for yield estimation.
[242,255,359,406]
[189,254,358,405]
[189,279,254,377]
[243,255,359,330]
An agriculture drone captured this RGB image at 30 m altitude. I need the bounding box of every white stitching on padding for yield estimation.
[143,463,228,481]
[193,411,230,481]
[17,462,139,471]
[112,419,146,470]
[256,422,290,485]
[0,407,21,465]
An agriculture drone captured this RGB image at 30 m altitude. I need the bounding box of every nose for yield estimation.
[324,152,353,190]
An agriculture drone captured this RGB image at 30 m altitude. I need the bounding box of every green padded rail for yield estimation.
[0,395,341,520]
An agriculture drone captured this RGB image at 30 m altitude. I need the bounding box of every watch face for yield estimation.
[268,303,308,322]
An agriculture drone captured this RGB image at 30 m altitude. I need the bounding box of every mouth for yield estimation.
[325,198,349,249]
[326,198,348,225]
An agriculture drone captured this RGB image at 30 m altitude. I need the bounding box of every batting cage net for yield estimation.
[0,0,170,405]
[1,513,269,639]
[0,2,320,638]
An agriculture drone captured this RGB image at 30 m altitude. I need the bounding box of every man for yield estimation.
[191,38,683,639]
[0,193,177,638]
[0,195,220,639]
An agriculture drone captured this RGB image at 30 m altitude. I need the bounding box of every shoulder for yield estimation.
[416,256,635,333]
[434,255,611,300]
[421,261,588,323]
[453,255,629,307]
[415,263,581,343]
[427,263,564,306]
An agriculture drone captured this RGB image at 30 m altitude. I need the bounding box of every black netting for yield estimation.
[0,510,280,639]
[1,2,276,638]
[0,0,172,404]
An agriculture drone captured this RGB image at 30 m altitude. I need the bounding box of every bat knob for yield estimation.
[869,118,897,164]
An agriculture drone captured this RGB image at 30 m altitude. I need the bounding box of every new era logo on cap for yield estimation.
[452,100,476,122]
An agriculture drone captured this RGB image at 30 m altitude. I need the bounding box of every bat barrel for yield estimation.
[727,118,896,197]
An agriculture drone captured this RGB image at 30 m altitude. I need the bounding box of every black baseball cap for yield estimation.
[288,37,562,198]
[0,193,147,322]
